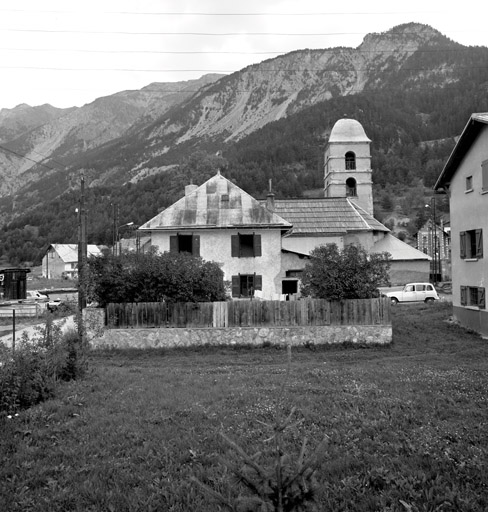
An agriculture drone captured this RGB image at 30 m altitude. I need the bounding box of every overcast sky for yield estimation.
[1,0,487,110]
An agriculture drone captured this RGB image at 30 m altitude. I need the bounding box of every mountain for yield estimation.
[0,74,223,198]
[0,103,76,143]
[2,22,488,265]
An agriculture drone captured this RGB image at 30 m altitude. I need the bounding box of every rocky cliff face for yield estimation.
[0,75,222,196]
[143,23,454,147]
[0,22,474,207]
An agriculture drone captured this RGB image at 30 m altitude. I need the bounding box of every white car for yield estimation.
[383,283,439,305]
[25,290,49,302]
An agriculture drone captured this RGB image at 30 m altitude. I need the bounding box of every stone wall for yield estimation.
[85,309,392,349]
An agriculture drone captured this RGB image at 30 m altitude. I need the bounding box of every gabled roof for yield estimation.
[49,244,103,263]
[435,113,488,190]
[139,173,292,231]
[267,197,389,236]
[374,234,431,261]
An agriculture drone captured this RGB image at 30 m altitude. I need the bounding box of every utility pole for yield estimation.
[78,174,87,342]
[112,203,119,256]
[431,196,437,286]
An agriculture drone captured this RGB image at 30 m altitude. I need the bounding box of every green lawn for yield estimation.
[1,301,487,511]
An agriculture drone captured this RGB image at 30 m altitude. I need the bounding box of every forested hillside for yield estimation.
[0,86,472,266]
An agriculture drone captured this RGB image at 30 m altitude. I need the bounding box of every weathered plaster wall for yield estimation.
[42,252,67,279]
[452,305,488,339]
[150,228,283,299]
[449,126,488,311]
[389,260,430,286]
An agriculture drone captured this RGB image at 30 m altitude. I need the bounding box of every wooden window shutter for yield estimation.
[483,160,488,191]
[170,235,178,253]
[254,274,262,291]
[192,235,200,256]
[460,232,466,259]
[253,233,262,257]
[475,229,483,258]
[231,235,240,257]
[479,287,486,309]
[231,275,240,297]
[460,286,467,306]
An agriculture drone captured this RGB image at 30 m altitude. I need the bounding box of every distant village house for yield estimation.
[42,244,104,279]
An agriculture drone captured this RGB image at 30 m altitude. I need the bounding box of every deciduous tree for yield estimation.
[300,244,391,301]
[85,249,227,306]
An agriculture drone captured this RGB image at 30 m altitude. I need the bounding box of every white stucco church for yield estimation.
[139,118,430,299]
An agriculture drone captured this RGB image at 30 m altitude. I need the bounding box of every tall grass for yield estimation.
[0,302,487,511]
[0,317,87,416]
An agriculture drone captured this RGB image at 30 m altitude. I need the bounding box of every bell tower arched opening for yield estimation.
[345,151,356,170]
[346,177,357,197]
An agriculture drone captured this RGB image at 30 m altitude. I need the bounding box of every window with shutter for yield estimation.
[475,229,483,258]
[171,234,200,255]
[231,275,240,297]
[192,235,200,257]
[231,274,263,298]
[460,232,466,259]
[170,235,178,253]
[462,229,483,259]
[231,235,239,257]
[482,159,488,191]
[463,286,486,308]
[231,233,262,258]
[479,287,486,309]
[254,274,262,290]
[253,234,262,257]
[460,286,467,306]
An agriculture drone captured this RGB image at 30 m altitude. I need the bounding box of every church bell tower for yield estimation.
[324,118,373,215]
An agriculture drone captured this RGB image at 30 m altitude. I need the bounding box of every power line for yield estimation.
[2,65,487,73]
[0,28,444,37]
[0,48,285,55]
[0,143,57,170]
[0,10,440,16]
[0,47,477,55]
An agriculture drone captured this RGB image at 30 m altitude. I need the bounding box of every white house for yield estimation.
[435,112,488,337]
[138,173,292,299]
[42,244,104,279]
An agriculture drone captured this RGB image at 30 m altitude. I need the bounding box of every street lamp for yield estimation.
[425,197,439,285]
[115,222,134,256]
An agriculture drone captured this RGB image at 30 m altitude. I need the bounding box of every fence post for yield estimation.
[12,309,16,355]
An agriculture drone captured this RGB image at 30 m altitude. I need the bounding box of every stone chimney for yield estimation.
[266,192,275,212]
[266,179,275,212]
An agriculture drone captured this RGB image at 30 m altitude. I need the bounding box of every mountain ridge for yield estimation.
[2,22,488,264]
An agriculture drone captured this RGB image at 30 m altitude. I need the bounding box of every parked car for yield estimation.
[383,283,439,304]
[47,298,64,312]
[25,290,49,302]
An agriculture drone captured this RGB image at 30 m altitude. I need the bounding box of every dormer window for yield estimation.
[345,151,356,170]
[346,177,357,197]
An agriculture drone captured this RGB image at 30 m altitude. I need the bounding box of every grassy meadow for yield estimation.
[1,301,487,511]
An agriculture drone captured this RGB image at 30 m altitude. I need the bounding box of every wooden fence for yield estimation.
[106,297,390,329]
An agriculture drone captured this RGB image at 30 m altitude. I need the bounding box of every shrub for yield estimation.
[85,250,227,306]
[300,244,391,300]
[0,319,88,416]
